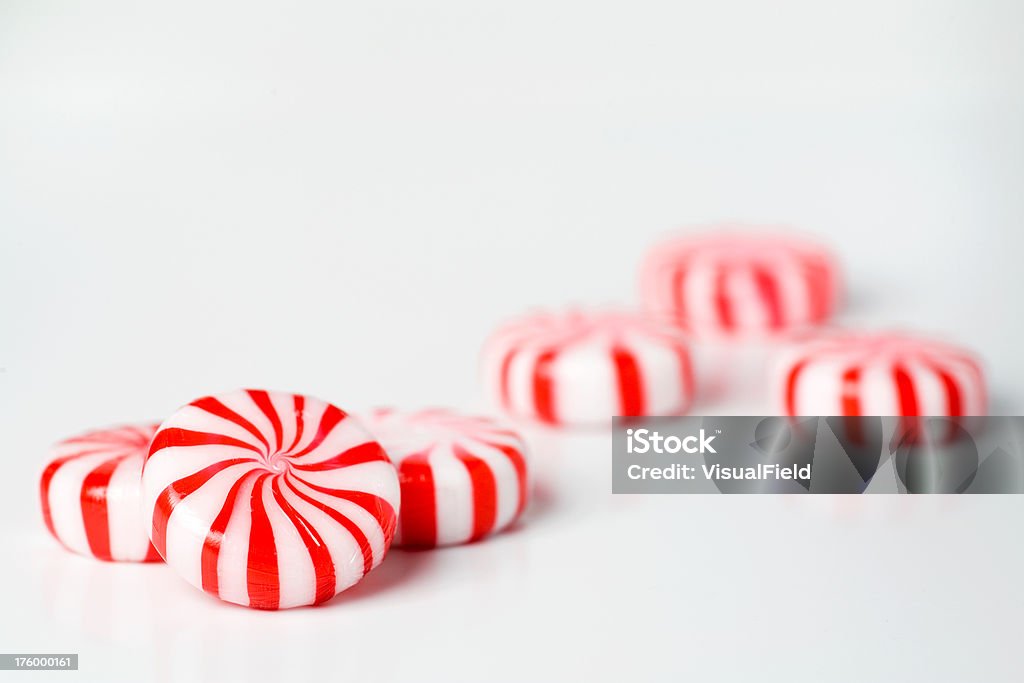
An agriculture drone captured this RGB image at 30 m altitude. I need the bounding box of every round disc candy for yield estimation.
[141,390,400,610]
[774,332,987,416]
[363,409,529,548]
[40,424,162,562]
[481,310,694,425]
[639,229,841,336]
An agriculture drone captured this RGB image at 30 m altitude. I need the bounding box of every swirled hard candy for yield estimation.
[774,332,987,416]
[141,390,400,610]
[640,228,841,336]
[363,408,529,547]
[41,424,162,562]
[481,310,694,426]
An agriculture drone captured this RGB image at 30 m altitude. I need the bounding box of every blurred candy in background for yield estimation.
[483,225,988,424]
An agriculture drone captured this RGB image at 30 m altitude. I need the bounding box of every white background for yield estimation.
[2,1,1023,681]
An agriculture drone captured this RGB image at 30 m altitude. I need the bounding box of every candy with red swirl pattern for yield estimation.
[363,408,529,548]
[481,310,694,425]
[774,332,987,416]
[141,390,400,610]
[640,229,841,336]
[40,424,162,562]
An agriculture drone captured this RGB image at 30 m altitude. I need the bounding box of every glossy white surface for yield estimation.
[2,1,1023,680]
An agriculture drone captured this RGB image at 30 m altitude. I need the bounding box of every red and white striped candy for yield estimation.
[775,333,987,416]
[141,390,400,610]
[363,409,529,548]
[640,229,841,336]
[40,424,161,562]
[481,310,694,425]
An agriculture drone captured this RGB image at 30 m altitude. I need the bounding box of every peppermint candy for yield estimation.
[481,310,694,425]
[775,333,987,416]
[141,390,400,610]
[40,424,161,562]
[363,409,529,547]
[640,229,841,336]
